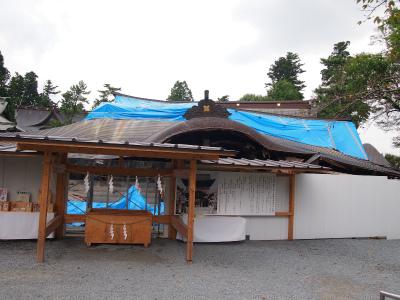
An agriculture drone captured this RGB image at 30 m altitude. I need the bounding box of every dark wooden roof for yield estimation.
[0,117,399,177]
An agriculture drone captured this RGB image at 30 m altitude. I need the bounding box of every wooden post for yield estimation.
[55,153,67,239]
[186,159,196,262]
[168,171,177,240]
[37,152,52,263]
[288,173,295,240]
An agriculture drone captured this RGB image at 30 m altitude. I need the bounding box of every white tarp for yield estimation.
[0,212,55,239]
[176,214,246,242]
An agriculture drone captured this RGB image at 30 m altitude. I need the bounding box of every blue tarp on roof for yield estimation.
[86,95,367,160]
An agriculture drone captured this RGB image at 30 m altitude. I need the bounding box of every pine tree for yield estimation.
[92,83,121,109]
[167,81,193,102]
[60,81,90,124]
[314,41,371,126]
[39,80,60,107]
[266,52,305,94]
[267,79,303,100]
[4,73,24,121]
[0,51,10,98]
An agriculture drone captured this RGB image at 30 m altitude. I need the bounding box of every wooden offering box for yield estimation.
[85,209,152,247]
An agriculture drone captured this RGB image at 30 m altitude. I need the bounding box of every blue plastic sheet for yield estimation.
[67,186,164,226]
[86,95,367,159]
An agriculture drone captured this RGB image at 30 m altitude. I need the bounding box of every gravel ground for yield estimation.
[0,238,400,300]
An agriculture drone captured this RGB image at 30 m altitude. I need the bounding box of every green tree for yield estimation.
[4,73,24,121]
[385,153,400,168]
[167,81,193,102]
[20,71,40,107]
[60,81,90,124]
[266,52,305,97]
[0,51,10,98]
[314,42,373,126]
[239,94,269,102]
[92,83,121,109]
[267,79,303,100]
[39,80,59,107]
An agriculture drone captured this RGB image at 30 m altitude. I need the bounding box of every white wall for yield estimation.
[294,174,400,240]
[241,173,400,240]
[0,156,43,203]
[245,175,290,240]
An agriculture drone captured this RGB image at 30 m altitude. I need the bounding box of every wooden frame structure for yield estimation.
[13,138,234,263]
[1,134,307,264]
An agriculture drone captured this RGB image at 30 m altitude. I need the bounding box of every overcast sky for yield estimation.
[0,0,398,155]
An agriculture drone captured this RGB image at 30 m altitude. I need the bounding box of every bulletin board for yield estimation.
[217,172,276,215]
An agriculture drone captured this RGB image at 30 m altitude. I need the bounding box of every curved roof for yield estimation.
[2,117,397,177]
[86,93,368,160]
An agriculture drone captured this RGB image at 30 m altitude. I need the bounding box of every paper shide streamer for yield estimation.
[123,224,128,240]
[157,174,163,195]
[84,172,90,193]
[109,175,114,194]
[109,224,114,240]
[135,176,141,193]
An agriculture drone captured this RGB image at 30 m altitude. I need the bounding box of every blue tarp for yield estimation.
[67,186,164,226]
[86,95,367,160]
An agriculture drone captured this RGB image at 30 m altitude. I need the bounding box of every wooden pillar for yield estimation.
[55,153,67,239]
[186,159,197,262]
[288,173,296,240]
[37,152,52,263]
[168,170,177,240]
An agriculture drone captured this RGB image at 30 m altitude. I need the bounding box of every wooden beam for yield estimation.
[45,215,63,237]
[186,159,197,262]
[275,211,292,217]
[153,215,171,224]
[65,164,173,177]
[173,169,189,178]
[170,215,188,238]
[168,169,177,239]
[37,152,52,263]
[288,174,296,240]
[16,140,232,160]
[55,153,67,239]
[64,214,86,223]
[0,152,40,157]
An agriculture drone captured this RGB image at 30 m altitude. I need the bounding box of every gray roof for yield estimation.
[0,117,399,177]
[363,143,391,167]
[15,108,87,132]
[0,133,231,153]
[200,158,330,171]
[35,118,175,142]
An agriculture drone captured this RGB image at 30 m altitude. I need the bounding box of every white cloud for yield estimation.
[0,0,397,153]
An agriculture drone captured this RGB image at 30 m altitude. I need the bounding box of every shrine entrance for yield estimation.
[10,136,234,263]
